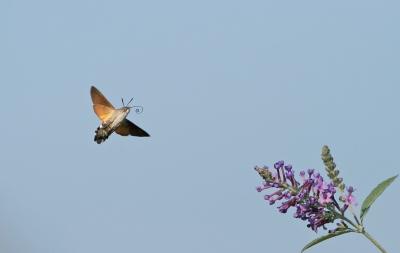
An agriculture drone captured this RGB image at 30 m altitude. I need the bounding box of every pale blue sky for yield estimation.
[1,1,399,252]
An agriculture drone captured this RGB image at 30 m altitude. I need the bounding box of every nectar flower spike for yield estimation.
[253,145,397,252]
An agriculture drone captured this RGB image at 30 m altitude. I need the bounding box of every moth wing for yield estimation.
[114,120,130,136]
[115,119,150,137]
[90,86,115,109]
[93,104,115,121]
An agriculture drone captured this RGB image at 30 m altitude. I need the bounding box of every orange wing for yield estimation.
[90,86,115,109]
[93,104,115,121]
[115,119,150,137]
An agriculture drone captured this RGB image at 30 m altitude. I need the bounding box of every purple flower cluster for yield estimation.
[255,160,358,233]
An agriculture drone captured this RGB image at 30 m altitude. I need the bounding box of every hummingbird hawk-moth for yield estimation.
[90,86,150,144]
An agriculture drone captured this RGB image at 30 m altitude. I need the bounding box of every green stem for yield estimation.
[362,230,386,253]
[326,207,359,230]
[327,207,386,252]
[347,204,361,226]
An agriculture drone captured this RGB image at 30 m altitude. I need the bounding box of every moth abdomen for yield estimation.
[94,126,110,144]
[93,117,124,144]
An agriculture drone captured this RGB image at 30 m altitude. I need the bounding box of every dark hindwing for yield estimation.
[115,119,150,137]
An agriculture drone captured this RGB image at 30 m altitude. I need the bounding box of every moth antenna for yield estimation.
[126,98,134,107]
[121,98,125,107]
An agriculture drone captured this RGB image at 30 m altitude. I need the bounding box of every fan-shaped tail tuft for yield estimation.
[94,126,109,144]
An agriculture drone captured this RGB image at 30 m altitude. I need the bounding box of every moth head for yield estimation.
[121,98,144,114]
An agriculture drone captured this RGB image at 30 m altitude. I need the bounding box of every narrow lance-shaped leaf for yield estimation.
[360,175,398,223]
[301,231,352,252]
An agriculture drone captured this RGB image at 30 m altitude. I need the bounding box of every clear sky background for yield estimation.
[1,1,399,253]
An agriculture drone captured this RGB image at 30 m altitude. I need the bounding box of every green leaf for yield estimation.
[301,230,352,252]
[360,175,398,223]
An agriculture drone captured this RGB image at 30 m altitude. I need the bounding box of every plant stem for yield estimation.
[326,207,359,230]
[362,230,386,253]
[348,205,361,226]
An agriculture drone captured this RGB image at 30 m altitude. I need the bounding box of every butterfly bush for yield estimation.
[255,162,356,233]
[254,145,397,252]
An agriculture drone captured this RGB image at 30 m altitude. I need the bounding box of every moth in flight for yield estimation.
[90,86,150,144]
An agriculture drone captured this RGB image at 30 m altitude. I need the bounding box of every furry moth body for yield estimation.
[90,86,150,144]
[93,107,130,143]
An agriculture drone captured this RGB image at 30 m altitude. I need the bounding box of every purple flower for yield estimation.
[255,160,357,234]
[318,192,333,204]
[346,186,356,194]
[313,180,328,193]
[343,195,358,206]
[263,181,271,186]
